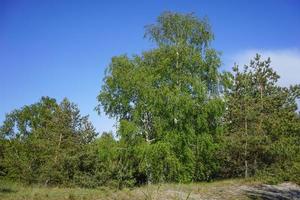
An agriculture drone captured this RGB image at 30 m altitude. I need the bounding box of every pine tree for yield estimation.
[0,97,97,185]
[224,54,300,178]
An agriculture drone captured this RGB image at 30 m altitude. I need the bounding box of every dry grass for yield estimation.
[0,179,259,200]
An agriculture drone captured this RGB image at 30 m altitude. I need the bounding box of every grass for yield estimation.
[0,178,260,200]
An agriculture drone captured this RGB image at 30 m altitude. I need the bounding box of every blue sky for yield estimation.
[1,0,300,133]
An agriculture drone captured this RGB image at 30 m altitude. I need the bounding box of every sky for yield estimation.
[1,0,300,134]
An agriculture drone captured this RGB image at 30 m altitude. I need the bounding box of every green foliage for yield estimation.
[0,97,97,186]
[145,11,213,49]
[194,134,220,181]
[141,142,180,183]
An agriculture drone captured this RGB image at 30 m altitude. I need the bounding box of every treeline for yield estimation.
[1,12,300,188]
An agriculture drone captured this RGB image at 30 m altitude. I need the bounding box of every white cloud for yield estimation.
[226,48,300,87]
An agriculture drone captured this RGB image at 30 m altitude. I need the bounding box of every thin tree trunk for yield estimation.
[143,112,152,185]
[145,131,152,185]
[54,132,62,164]
[244,113,248,178]
[176,49,180,87]
[45,132,63,186]
[259,83,263,135]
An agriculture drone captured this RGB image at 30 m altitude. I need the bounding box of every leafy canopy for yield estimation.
[97,11,226,183]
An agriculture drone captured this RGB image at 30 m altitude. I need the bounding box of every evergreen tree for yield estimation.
[0,97,97,185]
[224,54,300,178]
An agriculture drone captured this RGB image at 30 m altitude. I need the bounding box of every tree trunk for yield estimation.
[143,112,152,185]
[259,83,263,135]
[54,132,62,164]
[244,113,248,178]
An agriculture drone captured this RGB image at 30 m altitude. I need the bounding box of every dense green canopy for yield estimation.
[97,12,226,183]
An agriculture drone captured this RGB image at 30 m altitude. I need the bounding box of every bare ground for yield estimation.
[0,179,299,200]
